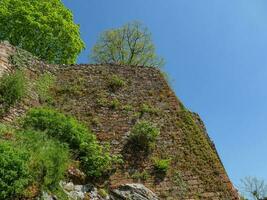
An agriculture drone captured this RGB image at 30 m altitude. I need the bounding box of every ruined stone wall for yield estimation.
[0,41,15,76]
[53,65,240,200]
[0,42,240,199]
[0,41,54,124]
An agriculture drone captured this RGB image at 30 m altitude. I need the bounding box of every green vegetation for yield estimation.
[54,77,86,97]
[35,73,56,104]
[173,171,188,198]
[96,96,109,107]
[108,75,126,91]
[110,98,120,109]
[23,107,120,177]
[0,0,84,64]
[21,131,70,191]
[0,124,70,198]
[131,170,150,181]
[9,48,35,69]
[176,110,227,194]
[153,158,171,173]
[91,21,164,67]
[98,188,108,198]
[0,141,30,199]
[140,103,160,116]
[129,120,160,152]
[0,70,27,115]
[122,104,134,112]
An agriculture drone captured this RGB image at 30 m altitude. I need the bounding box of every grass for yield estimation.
[0,70,27,115]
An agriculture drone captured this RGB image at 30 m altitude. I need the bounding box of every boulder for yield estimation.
[111,184,158,200]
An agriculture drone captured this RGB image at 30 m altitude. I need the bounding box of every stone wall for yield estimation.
[0,41,15,76]
[0,42,240,199]
[53,65,240,200]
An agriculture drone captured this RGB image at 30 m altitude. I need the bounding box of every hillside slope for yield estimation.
[0,42,239,199]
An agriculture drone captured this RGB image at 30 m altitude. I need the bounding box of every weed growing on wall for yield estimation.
[0,70,27,115]
[35,73,56,104]
[129,120,160,152]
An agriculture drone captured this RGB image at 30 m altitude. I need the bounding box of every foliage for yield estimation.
[110,98,120,109]
[0,141,30,199]
[173,171,188,198]
[239,177,267,200]
[0,124,70,197]
[140,103,160,116]
[0,70,27,114]
[35,73,56,104]
[98,188,108,198]
[96,96,108,107]
[108,75,126,91]
[153,158,171,173]
[129,120,160,152]
[131,170,149,181]
[23,107,120,177]
[19,131,70,191]
[122,104,133,112]
[9,47,35,68]
[0,0,85,64]
[91,21,164,67]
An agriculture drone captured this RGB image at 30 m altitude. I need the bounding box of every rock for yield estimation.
[111,184,158,200]
[41,192,57,200]
[68,166,86,184]
[64,182,75,191]
[60,181,106,200]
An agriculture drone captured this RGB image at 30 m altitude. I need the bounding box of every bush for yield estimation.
[129,121,160,152]
[108,75,125,91]
[0,141,30,199]
[0,70,27,114]
[110,98,120,109]
[131,170,149,181]
[23,107,119,177]
[23,108,94,150]
[0,124,70,197]
[35,73,55,104]
[19,131,70,191]
[153,158,171,173]
[140,103,160,116]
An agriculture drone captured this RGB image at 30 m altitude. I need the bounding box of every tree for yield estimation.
[0,0,85,64]
[91,21,164,68]
[240,177,267,200]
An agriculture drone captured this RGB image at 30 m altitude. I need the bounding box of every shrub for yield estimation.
[131,170,149,181]
[108,75,125,91]
[153,158,171,173]
[96,97,108,107]
[129,121,160,152]
[110,98,120,109]
[0,141,30,199]
[140,103,160,116]
[122,104,133,112]
[35,73,55,104]
[23,107,119,177]
[23,108,93,149]
[19,130,70,191]
[0,70,27,114]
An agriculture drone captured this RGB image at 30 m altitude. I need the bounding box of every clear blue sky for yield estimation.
[62,0,267,188]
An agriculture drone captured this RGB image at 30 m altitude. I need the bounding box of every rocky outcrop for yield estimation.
[111,184,158,200]
[56,182,158,200]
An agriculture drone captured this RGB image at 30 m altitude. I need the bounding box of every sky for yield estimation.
[62,0,267,188]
